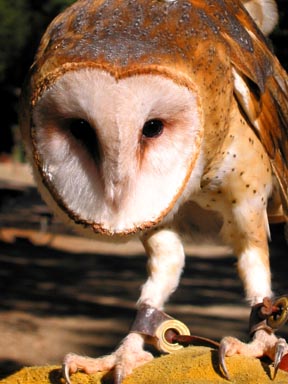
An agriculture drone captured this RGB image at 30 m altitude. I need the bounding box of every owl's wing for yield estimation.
[232,61,288,220]
[241,0,278,36]
[222,4,288,220]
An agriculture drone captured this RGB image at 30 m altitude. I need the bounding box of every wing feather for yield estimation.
[222,4,288,220]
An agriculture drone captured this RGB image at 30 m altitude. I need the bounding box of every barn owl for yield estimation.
[20,0,288,382]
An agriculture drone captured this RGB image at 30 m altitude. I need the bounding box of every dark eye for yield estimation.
[142,119,164,138]
[68,119,100,163]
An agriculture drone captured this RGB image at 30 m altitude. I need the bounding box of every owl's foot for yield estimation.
[62,333,153,384]
[219,296,288,380]
[219,330,288,380]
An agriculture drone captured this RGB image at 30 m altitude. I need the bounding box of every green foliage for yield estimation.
[0,0,75,155]
[0,0,75,83]
[0,0,30,82]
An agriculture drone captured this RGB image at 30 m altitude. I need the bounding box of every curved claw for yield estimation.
[114,366,124,384]
[219,341,231,381]
[273,338,286,380]
[62,363,72,384]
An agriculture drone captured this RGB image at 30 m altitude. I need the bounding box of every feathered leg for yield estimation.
[219,207,288,379]
[63,228,185,383]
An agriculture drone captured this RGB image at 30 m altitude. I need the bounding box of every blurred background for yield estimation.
[0,0,287,380]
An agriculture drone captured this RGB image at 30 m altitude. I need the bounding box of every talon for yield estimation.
[62,363,72,384]
[273,338,286,380]
[114,366,124,384]
[219,341,231,381]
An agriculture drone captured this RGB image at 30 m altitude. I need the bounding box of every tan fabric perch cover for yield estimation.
[2,347,288,384]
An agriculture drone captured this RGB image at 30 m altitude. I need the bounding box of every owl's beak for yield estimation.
[103,174,133,211]
[99,141,137,213]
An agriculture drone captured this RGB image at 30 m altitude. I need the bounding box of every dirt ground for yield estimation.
[0,162,287,380]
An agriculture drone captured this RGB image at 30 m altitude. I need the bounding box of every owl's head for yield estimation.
[26,67,204,236]
[23,0,270,237]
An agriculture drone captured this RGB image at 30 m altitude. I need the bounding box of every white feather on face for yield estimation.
[32,69,204,235]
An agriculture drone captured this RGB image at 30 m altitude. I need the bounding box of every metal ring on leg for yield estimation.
[267,297,288,330]
[154,319,190,353]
